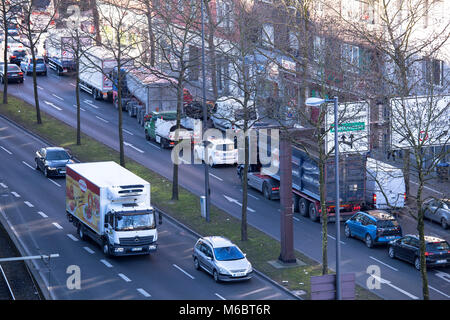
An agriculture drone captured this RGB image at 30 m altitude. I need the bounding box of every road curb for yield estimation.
[156,208,302,300]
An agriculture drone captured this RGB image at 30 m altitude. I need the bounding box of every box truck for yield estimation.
[66,161,159,256]
[237,127,367,222]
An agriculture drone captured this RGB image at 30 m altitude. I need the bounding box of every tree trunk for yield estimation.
[204,0,218,100]
[2,31,8,104]
[404,149,410,199]
[319,141,328,275]
[117,77,125,167]
[91,0,102,46]
[30,44,42,124]
[145,1,156,67]
[241,134,249,241]
[172,82,183,201]
[75,59,81,145]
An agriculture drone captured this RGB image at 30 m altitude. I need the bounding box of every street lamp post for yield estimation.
[200,0,210,222]
[305,96,341,300]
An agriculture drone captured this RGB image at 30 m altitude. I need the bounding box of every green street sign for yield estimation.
[331,122,365,133]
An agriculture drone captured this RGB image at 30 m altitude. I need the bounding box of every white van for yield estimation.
[211,96,259,132]
[366,158,405,210]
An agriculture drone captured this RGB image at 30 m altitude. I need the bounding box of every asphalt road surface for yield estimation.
[1,71,449,300]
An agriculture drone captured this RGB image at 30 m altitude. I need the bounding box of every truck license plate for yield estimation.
[132,247,142,252]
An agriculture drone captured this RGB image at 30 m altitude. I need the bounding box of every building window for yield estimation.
[424,58,444,86]
[261,23,274,48]
[313,36,325,63]
[217,0,233,32]
[341,43,360,72]
[289,31,299,55]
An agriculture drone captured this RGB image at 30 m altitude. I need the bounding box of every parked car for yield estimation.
[20,55,47,76]
[344,210,402,248]
[192,236,253,282]
[35,147,74,177]
[0,63,23,83]
[422,198,449,229]
[194,137,238,167]
[388,235,450,270]
[9,49,27,66]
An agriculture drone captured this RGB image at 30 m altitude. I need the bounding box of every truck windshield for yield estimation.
[115,212,155,231]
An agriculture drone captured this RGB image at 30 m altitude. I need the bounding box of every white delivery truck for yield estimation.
[366,157,405,210]
[44,28,91,76]
[66,161,159,256]
[79,46,121,101]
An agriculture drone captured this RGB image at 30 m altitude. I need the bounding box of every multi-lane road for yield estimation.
[1,70,449,300]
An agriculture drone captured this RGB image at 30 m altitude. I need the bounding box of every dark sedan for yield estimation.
[35,147,74,177]
[9,49,27,66]
[388,235,450,270]
[0,63,23,83]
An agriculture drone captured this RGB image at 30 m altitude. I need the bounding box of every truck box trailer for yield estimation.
[44,28,91,76]
[79,47,120,101]
[66,161,159,256]
[237,127,367,222]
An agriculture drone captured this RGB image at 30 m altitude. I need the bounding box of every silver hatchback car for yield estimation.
[192,236,253,282]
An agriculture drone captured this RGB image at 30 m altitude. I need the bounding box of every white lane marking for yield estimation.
[95,116,109,123]
[248,193,260,200]
[429,285,450,299]
[11,192,20,198]
[52,94,64,101]
[137,288,151,298]
[410,180,443,195]
[371,275,419,300]
[44,100,62,111]
[123,129,134,136]
[173,264,195,280]
[215,293,226,300]
[52,222,63,230]
[37,85,43,90]
[37,211,48,218]
[22,161,34,170]
[209,173,223,181]
[118,273,132,282]
[0,146,12,155]
[83,247,95,254]
[100,259,113,268]
[0,183,7,188]
[327,234,345,245]
[72,104,86,112]
[435,271,450,283]
[124,141,145,154]
[67,234,79,242]
[293,217,300,222]
[223,195,255,212]
[369,256,399,272]
[48,179,61,187]
[24,201,34,208]
[84,100,99,109]
[70,83,76,87]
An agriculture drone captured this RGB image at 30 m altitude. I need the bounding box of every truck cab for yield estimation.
[144,111,193,148]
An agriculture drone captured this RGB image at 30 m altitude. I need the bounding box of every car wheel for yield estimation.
[263,183,271,200]
[309,204,319,222]
[365,234,374,248]
[388,246,395,259]
[299,198,309,217]
[44,167,49,178]
[194,257,200,270]
[213,269,220,283]
[35,159,40,171]
[344,224,352,238]
[414,257,421,271]
[441,218,448,230]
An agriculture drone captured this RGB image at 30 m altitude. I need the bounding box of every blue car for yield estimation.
[344,210,402,248]
[20,55,47,76]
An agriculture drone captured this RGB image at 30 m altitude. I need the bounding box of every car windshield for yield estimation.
[115,212,155,231]
[13,50,25,56]
[426,241,450,251]
[46,150,70,160]
[376,219,399,228]
[7,65,20,71]
[213,246,245,261]
[441,201,449,210]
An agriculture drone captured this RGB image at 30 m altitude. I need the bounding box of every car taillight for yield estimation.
[271,187,279,191]
[425,252,434,256]
[353,205,361,211]
[18,72,23,76]
[373,194,377,204]
[10,55,16,59]
[404,193,406,200]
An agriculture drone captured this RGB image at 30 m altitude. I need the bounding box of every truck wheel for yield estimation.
[103,241,111,257]
[299,198,309,217]
[263,183,271,200]
[77,224,86,241]
[309,204,319,222]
